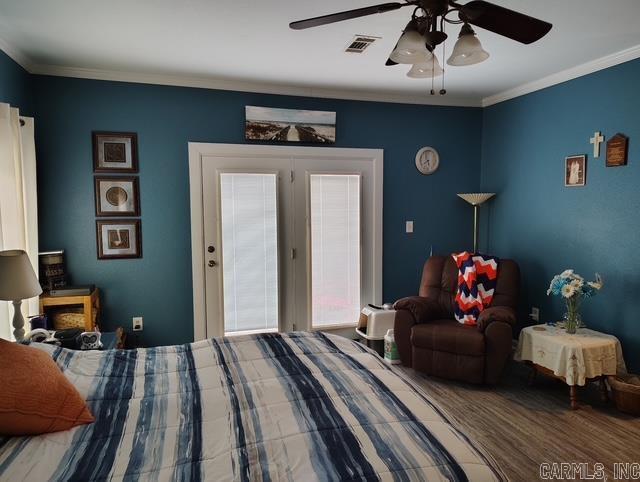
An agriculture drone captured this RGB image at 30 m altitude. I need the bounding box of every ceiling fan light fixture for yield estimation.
[407,54,443,78]
[390,24,431,64]
[447,23,489,66]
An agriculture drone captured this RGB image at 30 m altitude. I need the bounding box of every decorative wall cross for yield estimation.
[590,131,604,158]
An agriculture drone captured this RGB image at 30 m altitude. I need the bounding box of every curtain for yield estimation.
[0,103,39,340]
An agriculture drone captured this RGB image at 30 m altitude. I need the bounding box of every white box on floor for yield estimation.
[356,306,396,340]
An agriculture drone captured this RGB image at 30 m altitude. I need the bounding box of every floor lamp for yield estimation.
[457,193,496,253]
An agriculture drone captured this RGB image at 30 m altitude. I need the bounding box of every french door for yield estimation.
[201,157,293,337]
[189,144,382,339]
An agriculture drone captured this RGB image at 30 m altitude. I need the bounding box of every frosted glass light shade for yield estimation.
[390,30,431,64]
[407,55,443,78]
[447,25,489,66]
[457,193,496,205]
[0,250,42,301]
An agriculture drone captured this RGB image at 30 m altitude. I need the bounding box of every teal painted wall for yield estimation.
[0,50,32,114]
[33,75,482,346]
[481,58,640,371]
[5,44,635,369]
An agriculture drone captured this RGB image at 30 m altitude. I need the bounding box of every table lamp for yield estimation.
[457,193,496,253]
[0,250,43,341]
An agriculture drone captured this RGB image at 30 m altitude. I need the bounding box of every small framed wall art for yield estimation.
[565,154,586,187]
[96,219,142,259]
[93,131,138,173]
[606,133,628,167]
[94,176,140,217]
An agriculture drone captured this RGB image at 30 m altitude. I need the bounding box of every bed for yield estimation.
[0,331,504,481]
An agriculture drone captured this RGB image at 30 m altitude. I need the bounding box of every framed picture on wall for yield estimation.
[94,176,140,217]
[93,131,139,173]
[565,155,586,187]
[245,106,336,143]
[96,219,142,259]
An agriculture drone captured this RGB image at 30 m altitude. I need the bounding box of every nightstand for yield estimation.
[39,289,101,331]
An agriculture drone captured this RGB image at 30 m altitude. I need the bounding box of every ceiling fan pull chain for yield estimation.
[440,24,447,95]
[430,53,435,95]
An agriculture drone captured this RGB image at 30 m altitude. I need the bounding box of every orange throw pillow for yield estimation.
[0,339,94,436]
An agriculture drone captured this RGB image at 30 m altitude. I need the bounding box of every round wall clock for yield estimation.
[415,146,440,175]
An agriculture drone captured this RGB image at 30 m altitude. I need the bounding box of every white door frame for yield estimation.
[188,142,383,341]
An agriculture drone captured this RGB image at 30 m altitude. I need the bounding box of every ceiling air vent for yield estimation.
[345,35,379,53]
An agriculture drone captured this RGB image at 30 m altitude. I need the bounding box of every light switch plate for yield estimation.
[529,307,540,322]
[406,221,414,233]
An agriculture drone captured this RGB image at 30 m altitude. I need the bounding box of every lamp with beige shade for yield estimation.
[457,193,496,253]
[0,250,43,341]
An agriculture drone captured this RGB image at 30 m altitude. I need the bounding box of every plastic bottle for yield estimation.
[384,329,400,364]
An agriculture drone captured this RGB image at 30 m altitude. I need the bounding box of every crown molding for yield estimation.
[0,36,33,72]
[482,43,640,107]
[2,32,639,109]
[29,64,482,107]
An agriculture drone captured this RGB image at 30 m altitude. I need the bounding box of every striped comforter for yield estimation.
[0,332,504,481]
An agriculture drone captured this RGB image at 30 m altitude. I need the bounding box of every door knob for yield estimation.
[208,260,217,267]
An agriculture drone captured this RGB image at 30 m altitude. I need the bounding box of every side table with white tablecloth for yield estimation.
[515,324,627,409]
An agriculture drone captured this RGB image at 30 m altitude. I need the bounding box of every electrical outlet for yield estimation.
[133,316,143,331]
[406,220,414,233]
[529,307,540,322]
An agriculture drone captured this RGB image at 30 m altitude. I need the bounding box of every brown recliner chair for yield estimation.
[394,255,520,384]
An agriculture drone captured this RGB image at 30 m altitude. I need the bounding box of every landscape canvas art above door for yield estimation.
[245,106,336,144]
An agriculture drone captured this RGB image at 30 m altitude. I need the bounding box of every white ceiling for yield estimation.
[1,0,640,106]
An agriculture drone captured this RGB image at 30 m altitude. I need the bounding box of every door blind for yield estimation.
[220,173,279,333]
[309,174,361,327]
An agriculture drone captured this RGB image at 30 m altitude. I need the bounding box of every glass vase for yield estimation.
[563,311,582,334]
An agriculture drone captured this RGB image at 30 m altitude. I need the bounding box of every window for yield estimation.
[0,105,39,340]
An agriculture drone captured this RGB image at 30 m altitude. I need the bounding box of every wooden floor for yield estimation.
[398,361,640,481]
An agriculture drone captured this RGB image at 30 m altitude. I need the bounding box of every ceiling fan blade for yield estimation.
[290,2,411,30]
[460,0,552,44]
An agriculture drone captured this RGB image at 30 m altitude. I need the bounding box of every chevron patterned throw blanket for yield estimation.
[453,251,499,325]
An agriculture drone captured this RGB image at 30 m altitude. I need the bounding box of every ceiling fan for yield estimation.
[290,0,552,93]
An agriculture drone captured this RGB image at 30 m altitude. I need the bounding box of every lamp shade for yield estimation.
[447,24,489,66]
[457,193,496,206]
[0,250,42,301]
[407,54,443,78]
[390,30,431,64]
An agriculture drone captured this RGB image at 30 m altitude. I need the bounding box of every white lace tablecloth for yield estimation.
[514,324,627,386]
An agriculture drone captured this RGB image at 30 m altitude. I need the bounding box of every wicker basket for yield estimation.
[608,374,640,416]
[52,307,97,330]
